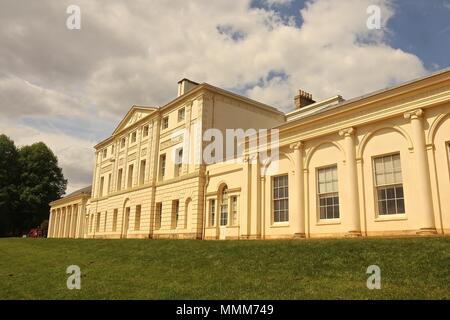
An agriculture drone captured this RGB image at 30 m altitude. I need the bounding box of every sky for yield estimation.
[0,0,449,194]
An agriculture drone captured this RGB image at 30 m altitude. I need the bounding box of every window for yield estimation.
[231,196,238,226]
[209,199,216,227]
[162,116,169,129]
[104,211,108,232]
[143,125,149,137]
[273,175,289,222]
[178,107,185,122]
[102,149,107,159]
[127,164,134,188]
[121,137,126,149]
[135,205,141,231]
[90,214,94,233]
[155,202,162,230]
[373,153,405,215]
[131,131,137,144]
[447,142,450,169]
[111,144,115,155]
[112,209,118,232]
[220,187,228,226]
[99,176,104,197]
[159,154,166,180]
[139,160,146,185]
[107,173,112,194]
[317,165,339,220]
[117,169,123,191]
[96,213,101,232]
[172,200,179,228]
[175,148,183,177]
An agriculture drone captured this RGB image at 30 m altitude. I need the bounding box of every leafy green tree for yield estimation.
[0,134,20,236]
[17,142,67,234]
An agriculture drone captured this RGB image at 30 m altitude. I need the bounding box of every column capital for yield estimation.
[404,108,424,120]
[289,141,303,150]
[338,127,355,137]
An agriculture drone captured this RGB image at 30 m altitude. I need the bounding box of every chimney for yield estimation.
[294,90,315,110]
[177,78,199,97]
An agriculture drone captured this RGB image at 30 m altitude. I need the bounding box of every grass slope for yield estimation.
[0,237,449,299]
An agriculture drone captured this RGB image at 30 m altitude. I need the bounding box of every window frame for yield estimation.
[209,199,216,227]
[162,116,169,130]
[178,107,185,122]
[272,174,289,224]
[372,152,406,217]
[316,164,340,221]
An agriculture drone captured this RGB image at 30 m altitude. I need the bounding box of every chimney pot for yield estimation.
[294,89,315,110]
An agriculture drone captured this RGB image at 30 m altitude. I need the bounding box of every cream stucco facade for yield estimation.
[48,70,450,240]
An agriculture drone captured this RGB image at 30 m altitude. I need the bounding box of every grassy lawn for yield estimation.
[0,236,449,299]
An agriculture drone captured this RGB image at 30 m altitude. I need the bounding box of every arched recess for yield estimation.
[305,141,345,169]
[358,126,413,158]
[184,197,192,229]
[261,151,294,177]
[427,113,450,145]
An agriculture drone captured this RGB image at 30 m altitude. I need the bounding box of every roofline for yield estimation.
[50,191,91,206]
[276,67,450,131]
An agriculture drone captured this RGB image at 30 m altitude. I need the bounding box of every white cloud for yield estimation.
[0,0,429,191]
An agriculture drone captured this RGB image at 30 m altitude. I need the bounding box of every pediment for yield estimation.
[113,106,158,135]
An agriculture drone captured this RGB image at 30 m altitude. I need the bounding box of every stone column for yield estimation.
[48,210,54,238]
[290,142,305,238]
[338,127,361,235]
[240,155,251,239]
[250,153,261,239]
[404,109,436,232]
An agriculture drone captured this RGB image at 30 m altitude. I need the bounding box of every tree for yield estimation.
[0,135,19,236]
[17,142,67,234]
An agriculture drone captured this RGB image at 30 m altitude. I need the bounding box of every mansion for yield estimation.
[48,68,450,240]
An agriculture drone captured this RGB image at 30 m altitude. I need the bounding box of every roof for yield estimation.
[63,185,92,198]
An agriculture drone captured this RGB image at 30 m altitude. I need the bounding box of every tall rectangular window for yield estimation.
[96,213,101,232]
[209,199,216,227]
[112,209,118,232]
[107,173,112,194]
[178,107,185,122]
[155,202,162,230]
[104,211,108,232]
[99,176,104,197]
[102,149,107,159]
[273,175,289,222]
[121,137,126,149]
[317,165,339,220]
[172,200,179,228]
[111,144,115,155]
[127,164,134,188]
[159,154,166,180]
[143,125,149,137]
[135,205,141,231]
[131,131,137,143]
[373,153,405,215]
[162,116,169,129]
[117,168,123,191]
[175,148,183,177]
[139,160,146,185]
[231,196,238,226]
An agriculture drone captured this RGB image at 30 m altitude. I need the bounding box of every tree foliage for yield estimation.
[0,135,67,236]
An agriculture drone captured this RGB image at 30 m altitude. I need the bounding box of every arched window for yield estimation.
[220,186,228,226]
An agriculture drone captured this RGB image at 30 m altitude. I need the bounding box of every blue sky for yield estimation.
[251,0,450,70]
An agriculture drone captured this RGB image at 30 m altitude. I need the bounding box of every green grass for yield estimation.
[0,236,449,299]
